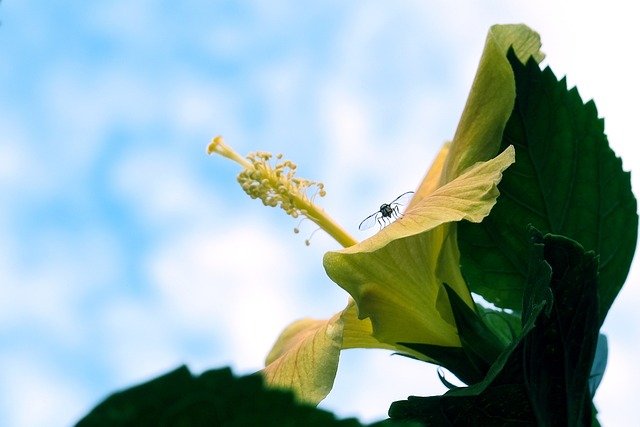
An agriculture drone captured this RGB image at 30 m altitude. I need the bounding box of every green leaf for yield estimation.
[524,231,600,426]
[75,366,410,427]
[399,282,510,386]
[389,229,600,427]
[474,303,520,348]
[521,226,554,326]
[458,49,638,322]
[398,343,486,386]
[443,283,505,368]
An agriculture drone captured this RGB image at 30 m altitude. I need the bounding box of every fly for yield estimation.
[358,191,414,231]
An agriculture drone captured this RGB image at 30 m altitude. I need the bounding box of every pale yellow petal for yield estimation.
[323,146,515,348]
[410,142,450,207]
[340,299,395,350]
[438,24,542,186]
[337,145,515,254]
[261,312,344,405]
[340,298,442,361]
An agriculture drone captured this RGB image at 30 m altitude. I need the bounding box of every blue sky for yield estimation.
[1,1,639,426]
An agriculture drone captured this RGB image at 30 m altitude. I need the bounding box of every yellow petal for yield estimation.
[413,25,542,233]
[261,311,344,405]
[340,298,445,361]
[439,24,542,186]
[323,146,515,348]
[410,141,450,207]
[340,299,395,351]
[261,299,410,405]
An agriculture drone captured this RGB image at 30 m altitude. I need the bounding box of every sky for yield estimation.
[1,1,639,426]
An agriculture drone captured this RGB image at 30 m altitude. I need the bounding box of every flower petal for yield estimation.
[439,24,542,187]
[410,141,450,206]
[261,311,344,405]
[261,297,403,405]
[413,25,542,218]
[323,146,515,348]
[340,299,396,351]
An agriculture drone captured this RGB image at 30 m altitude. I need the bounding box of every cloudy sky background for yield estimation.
[1,1,638,426]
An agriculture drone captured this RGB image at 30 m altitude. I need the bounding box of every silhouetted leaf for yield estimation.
[76,366,410,427]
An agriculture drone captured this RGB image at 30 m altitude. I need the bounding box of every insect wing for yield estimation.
[358,191,414,231]
[358,211,380,231]
[389,191,414,208]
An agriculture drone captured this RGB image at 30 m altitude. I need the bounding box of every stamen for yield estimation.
[236,151,324,221]
[305,228,321,246]
[208,136,358,248]
[294,217,308,234]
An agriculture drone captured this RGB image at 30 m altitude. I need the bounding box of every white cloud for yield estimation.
[96,295,189,380]
[0,350,88,427]
[109,139,226,232]
[594,330,640,426]
[0,121,31,187]
[145,223,306,371]
[0,226,122,345]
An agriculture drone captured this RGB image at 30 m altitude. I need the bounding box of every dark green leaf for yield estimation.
[390,229,599,427]
[591,403,601,427]
[474,303,520,348]
[458,49,638,323]
[523,232,599,426]
[400,286,510,386]
[521,226,554,325]
[437,367,462,390]
[75,366,407,427]
[444,284,505,367]
[399,343,486,386]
